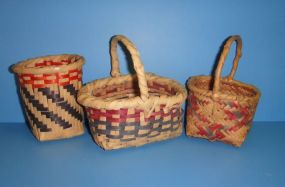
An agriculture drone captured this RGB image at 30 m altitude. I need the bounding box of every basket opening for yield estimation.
[193,78,258,98]
[92,79,178,101]
[24,56,81,69]
[34,60,72,67]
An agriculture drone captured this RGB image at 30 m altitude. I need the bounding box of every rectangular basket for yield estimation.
[78,35,187,150]
[12,54,85,141]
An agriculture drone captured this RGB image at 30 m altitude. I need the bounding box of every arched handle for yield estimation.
[110,35,149,101]
[213,35,242,96]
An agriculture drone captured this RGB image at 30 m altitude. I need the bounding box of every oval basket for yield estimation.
[186,36,261,147]
[12,54,85,141]
[78,35,187,150]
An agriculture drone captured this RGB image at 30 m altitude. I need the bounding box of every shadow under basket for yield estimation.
[12,54,85,141]
[78,35,187,150]
[186,35,261,147]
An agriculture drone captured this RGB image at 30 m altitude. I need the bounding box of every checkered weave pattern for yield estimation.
[186,36,260,147]
[13,54,85,141]
[86,105,182,149]
[78,35,187,150]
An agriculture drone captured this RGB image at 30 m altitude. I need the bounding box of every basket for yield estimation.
[78,35,187,150]
[186,35,261,147]
[12,54,85,141]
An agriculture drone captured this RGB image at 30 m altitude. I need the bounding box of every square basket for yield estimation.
[186,36,261,147]
[12,54,85,141]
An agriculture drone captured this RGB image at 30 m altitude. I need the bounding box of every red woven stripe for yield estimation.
[33,84,47,88]
[69,69,79,73]
[87,106,180,123]
[18,69,82,88]
[197,125,208,136]
[214,130,225,139]
[58,74,69,79]
[88,107,177,119]
[44,79,58,84]
[209,123,223,131]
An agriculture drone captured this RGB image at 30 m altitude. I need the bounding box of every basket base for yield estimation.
[30,123,85,141]
[186,117,251,147]
[94,125,182,150]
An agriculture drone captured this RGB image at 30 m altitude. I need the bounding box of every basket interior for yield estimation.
[34,60,72,67]
[192,77,258,98]
[92,79,178,101]
[24,56,80,68]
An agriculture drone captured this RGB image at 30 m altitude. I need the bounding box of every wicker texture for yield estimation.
[78,35,187,150]
[186,36,261,147]
[12,54,85,141]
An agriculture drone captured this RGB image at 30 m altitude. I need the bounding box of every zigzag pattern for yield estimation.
[187,92,256,146]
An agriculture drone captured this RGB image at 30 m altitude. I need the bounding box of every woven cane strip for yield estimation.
[12,54,84,141]
[186,36,260,147]
[87,106,182,150]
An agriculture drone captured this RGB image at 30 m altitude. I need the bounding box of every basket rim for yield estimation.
[187,75,261,102]
[77,72,187,110]
[12,54,85,74]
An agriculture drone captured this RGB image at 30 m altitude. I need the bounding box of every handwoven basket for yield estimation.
[12,54,85,141]
[78,35,187,150]
[186,35,260,147]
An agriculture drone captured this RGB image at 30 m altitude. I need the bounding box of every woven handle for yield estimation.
[110,35,149,101]
[213,35,242,96]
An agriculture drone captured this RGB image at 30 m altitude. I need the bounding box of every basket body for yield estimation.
[186,77,260,147]
[13,54,84,141]
[83,74,184,150]
[86,105,182,150]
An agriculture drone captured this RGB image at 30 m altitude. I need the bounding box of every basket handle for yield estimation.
[110,35,149,101]
[213,35,242,96]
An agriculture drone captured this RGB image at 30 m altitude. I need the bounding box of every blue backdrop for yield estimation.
[0,0,284,122]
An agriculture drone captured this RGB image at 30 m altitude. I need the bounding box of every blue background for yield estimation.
[1,0,284,122]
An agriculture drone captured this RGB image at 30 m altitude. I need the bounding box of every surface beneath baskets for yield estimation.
[93,80,177,101]
[0,122,284,187]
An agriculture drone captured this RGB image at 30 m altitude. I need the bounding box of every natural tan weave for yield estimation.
[12,54,85,141]
[78,35,187,150]
[186,35,261,147]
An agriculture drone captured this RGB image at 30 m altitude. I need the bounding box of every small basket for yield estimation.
[78,35,187,150]
[12,54,85,141]
[186,35,261,147]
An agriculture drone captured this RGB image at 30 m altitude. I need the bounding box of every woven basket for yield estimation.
[186,35,261,147]
[78,35,187,150]
[12,54,85,141]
